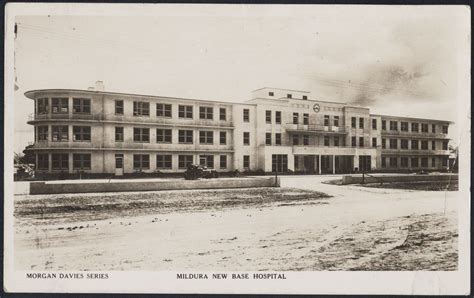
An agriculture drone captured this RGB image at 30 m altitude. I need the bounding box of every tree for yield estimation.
[21,144,35,164]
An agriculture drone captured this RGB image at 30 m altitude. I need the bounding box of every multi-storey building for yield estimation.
[25,82,452,175]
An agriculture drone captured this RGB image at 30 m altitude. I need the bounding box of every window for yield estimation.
[351,117,356,128]
[372,137,377,148]
[133,101,150,116]
[432,141,436,150]
[37,154,49,170]
[37,98,49,114]
[275,133,282,145]
[51,98,68,113]
[372,118,377,130]
[359,118,364,129]
[411,123,419,132]
[421,140,428,150]
[199,107,213,120]
[73,154,91,170]
[359,137,364,147]
[243,109,250,122]
[421,158,428,168]
[156,103,172,117]
[133,154,150,169]
[115,127,124,142]
[389,157,398,167]
[243,132,250,145]
[52,153,68,170]
[324,136,330,146]
[293,113,299,124]
[269,92,274,96]
[382,138,386,149]
[389,139,397,149]
[133,128,150,143]
[381,157,386,168]
[179,105,193,119]
[293,135,299,146]
[351,136,356,147]
[401,157,409,168]
[303,113,309,125]
[220,131,227,145]
[199,131,214,144]
[334,137,340,147]
[219,108,226,121]
[115,100,124,115]
[411,157,419,167]
[287,94,292,99]
[432,157,436,167]
[303,135,309,146]
[156,155,172,169]
[401,122,408,132]
[265,110,272,123]
[442,125,448,134]
[442,157,448,167]
[115,154,123,169]
[243,155,250,168]
[442,141,448,150]
[38,126,48,141]
[401,139,408,149]
[382,120,386,131]
[389,121,398,131]
[324,115,330,126]
[302,95,308,100]
[275,111,281,124]
[199,155,214,168]
[73,126,91,142]
[178,155,193,169]
[156,129,172,143]
[421,123,428,133]
[265,133,272,145]
[432,124,436,133]
[52,126,68,142]
[178,130,193,144]
[272,155,288,172]
[334,116,339,127]
[220,155,227,169]
[411,140,419,150]
[73,98,91,114]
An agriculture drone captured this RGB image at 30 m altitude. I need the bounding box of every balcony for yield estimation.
[381,130,449,139]
[381,148,450,155]
[285,124,347,135]
[28,113,104,122]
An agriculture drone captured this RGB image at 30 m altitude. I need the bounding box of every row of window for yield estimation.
[265,110,282,124]
[37,98,91,114]
[36,153,244,170]
[381,156,448,168]
[37,126,91,142]
[268,92,308,100]
[381,139,449,150]
[381,120,448,134]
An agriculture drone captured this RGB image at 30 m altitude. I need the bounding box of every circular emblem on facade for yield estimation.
[313,103,320,113]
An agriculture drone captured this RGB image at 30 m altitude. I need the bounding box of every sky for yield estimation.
[12,5,470,153]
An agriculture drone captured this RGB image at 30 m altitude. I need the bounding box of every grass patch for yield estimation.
[360,181,458,191]
[15,187,331,224]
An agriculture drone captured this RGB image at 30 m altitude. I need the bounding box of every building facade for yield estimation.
[26,83,452,175]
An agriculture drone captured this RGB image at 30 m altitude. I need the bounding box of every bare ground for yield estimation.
[14,178,458,271]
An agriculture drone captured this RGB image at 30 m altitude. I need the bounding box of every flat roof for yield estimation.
[252,87,310,93]
[24,89,256,106]
[371,114,454,124]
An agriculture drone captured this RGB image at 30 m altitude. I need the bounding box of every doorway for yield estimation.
[115,154,124,176]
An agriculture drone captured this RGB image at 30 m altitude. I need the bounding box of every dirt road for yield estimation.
[14,176,458,271]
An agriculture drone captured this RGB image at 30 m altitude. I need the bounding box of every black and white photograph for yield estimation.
[3,3,471,295]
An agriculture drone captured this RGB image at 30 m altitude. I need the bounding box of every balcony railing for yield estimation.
[381,130,449,139]
[381,148,450,155]
[285,124,347,134]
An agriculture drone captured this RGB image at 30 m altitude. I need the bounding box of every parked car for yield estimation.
[184,164,219,180]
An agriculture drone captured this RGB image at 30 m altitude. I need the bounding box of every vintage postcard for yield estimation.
[3,3,471,295]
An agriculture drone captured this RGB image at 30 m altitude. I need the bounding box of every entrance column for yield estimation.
[318,155,322,175]
[332,155,336,174]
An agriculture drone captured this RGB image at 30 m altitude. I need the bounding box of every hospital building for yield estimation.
[25,81,452,175]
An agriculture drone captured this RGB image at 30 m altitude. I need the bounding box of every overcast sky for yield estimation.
[13,5,469,153]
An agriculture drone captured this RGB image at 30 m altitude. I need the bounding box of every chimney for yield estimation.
[95,80,105,91]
